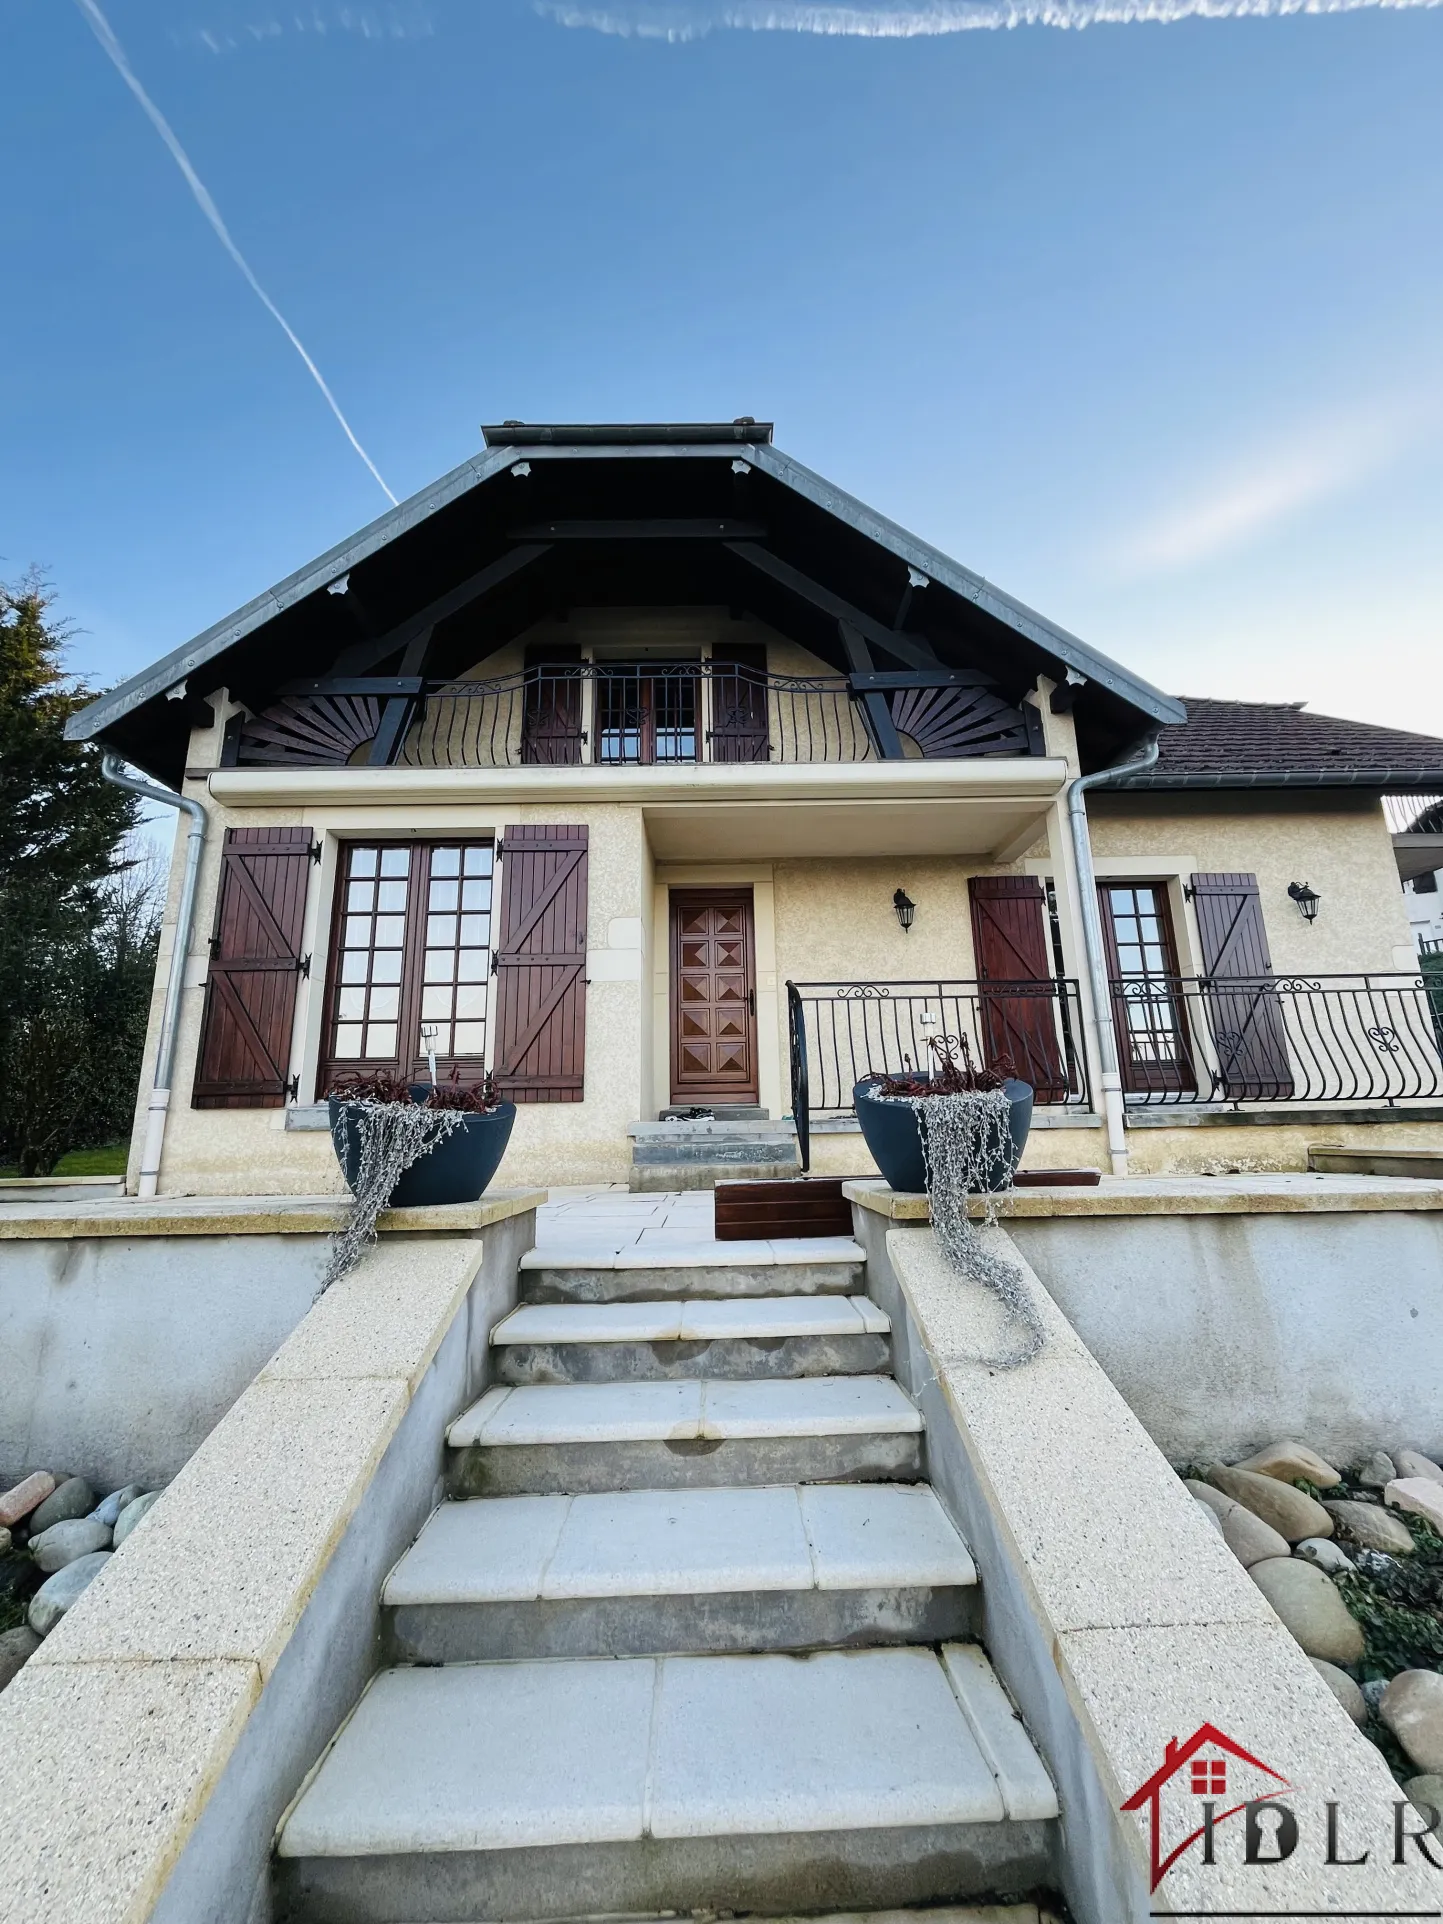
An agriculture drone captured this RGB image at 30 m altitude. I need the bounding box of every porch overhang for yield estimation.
[205,757,1069,862]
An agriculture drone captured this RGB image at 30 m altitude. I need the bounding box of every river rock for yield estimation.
[1323,1499,1415,1554]
[1296,1536,1353,1576]
[0,1625,41,1691]
[1249,1557,1365,1663]
[0,1527,10,1555]
[112,1490,161,1547]
[1406,1775,1443,1817]
[29,1477,96,1535]
[1357,1451,1397,1489]
[1363,1678,1389,1713]
[1185,1479,1290,1564]
[30,1516,112,1573]
[1233,1441,1342,1488]
[1386,1479,1443,1536]
[1396,1451,1443,1489]
[0,1472,56,1529]
[1381,1671,1443,1774]
[93,1483,145,1528]
[28,1551,111,1636]
[1311,1658,1368,1725]
[1206,1465,1333,1542]
[1193,1497,1224,1534]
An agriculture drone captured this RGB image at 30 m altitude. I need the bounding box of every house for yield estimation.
[68,420,1443,1197]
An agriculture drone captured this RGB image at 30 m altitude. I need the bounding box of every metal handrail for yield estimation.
[785,977,1093,1174]
[1106,971,1443,1107]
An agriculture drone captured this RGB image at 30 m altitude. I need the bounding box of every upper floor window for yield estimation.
[321,840,493,1088]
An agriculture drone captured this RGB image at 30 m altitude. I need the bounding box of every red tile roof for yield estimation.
[1111,697,1443,788]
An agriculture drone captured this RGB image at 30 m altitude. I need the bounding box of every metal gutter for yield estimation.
[101,753,207,1199]
[1068,730,1162,1177]
[749,444,1188,729]
[1105,769,1443,791]
[65,446,518,744]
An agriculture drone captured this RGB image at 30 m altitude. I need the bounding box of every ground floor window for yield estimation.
[320,840,494,1089]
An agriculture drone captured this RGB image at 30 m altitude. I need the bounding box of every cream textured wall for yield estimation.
[136,784,654,1195]
[1087,799,1414,976]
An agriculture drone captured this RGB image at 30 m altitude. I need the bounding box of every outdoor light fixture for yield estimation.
[893,889,916,932]
[1288,881,1321,924]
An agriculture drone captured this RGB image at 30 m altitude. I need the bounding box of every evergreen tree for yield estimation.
[0,577,159,1175]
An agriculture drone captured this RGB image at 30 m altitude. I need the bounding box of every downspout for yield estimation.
[102,752,208,1199]
[1067,730,1161,1177]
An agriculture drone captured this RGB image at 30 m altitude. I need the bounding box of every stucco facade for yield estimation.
[123,680,1441,1196]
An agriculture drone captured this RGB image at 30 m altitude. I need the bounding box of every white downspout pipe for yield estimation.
[102,752,208,1198]
[1067,730,1161,1177]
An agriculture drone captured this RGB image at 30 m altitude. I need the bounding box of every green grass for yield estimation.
[0,1143,128,1179]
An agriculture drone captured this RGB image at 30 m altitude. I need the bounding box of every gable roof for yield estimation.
[66,423,1184,786]
[1108,697,1443,792]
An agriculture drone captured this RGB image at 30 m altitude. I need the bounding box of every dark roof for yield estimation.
[1109,697,1443,792]
[66,424,1184,785]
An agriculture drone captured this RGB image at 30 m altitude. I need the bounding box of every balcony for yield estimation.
[235,662,1044,771]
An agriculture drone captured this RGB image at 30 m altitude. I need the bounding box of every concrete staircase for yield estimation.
[274,1228,1059,1923]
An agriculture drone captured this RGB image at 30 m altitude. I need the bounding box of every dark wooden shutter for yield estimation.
[1189,872,1294,1100]
[521,645,584,766]
[709,643,770,763]
[968,875,1069,1101]
[493,825,588,1103]
[193,827,314,1108]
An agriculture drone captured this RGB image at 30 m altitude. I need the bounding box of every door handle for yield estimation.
[748,988,756,1016]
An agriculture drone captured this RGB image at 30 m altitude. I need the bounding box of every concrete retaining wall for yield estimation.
[1008,1209,1443,1466]
[0,1233,324,1489]
[0,1204,536,1924]
[854,1208,1437,1924]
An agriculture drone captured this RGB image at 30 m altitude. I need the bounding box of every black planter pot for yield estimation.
[328,1097,517,1208]
[852,1075,1033,1195]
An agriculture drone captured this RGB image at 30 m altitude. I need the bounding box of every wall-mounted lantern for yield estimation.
[1287,881,1321,924]
[893,889,916,932]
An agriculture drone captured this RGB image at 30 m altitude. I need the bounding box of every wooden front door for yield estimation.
[669,890,758,1104]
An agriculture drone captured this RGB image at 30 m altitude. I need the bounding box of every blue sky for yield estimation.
[4,0,1442,735]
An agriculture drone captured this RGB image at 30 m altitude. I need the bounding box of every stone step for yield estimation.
[519,1236,865,1304]
[275,1646,1058,1923]
[446,1376,924,1496]
[491,1294,891,1384]
[384,1483,977,1661]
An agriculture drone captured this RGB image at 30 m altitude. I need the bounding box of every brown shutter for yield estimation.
[967,875,1069,1101]
[709,643,770,764]
[1188,872,1294,1099]
[493,825,588,1103]
[192,827,314,1108]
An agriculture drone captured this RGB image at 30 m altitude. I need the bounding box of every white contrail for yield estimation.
[540,0,1441,35]
[74,0,398,505]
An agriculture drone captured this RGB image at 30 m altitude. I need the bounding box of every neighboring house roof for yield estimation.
[1108,697,1443,793]
[65,422,1184,786]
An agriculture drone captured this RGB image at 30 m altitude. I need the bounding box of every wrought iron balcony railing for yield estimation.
[235,662,1044,769]
[1108,971,1443,1107]
[785,977,1091,1173]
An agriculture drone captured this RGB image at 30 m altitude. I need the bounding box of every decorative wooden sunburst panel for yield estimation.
[887,684,1031,758]
[237,695,380,767]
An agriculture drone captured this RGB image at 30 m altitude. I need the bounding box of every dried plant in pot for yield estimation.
[853,1036,1032,1196]
[855,1036,1044,1370]
[321,1069,517,1292]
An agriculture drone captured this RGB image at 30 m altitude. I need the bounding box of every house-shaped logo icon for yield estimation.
[1121,1722,1292,1892]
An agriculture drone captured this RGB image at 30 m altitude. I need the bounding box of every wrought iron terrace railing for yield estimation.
[1109,971,1443,1107]
[235,662,1043,769]
[785,978,1091,1172]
